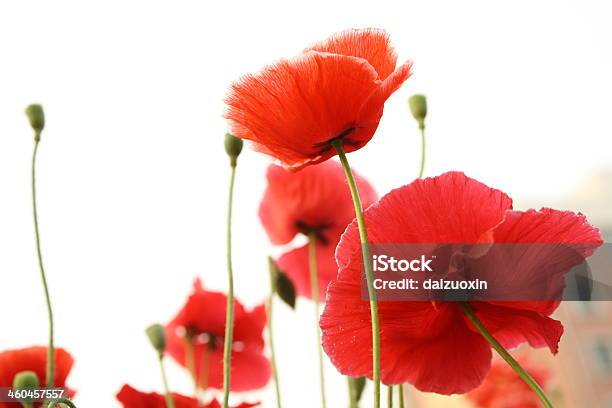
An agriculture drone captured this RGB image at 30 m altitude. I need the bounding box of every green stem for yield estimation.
[308,232,327,408]
[347,378,357,408]
[158,354,176,408]
[461,303,554,408]
[417,126,426,178]
[222,164,237,408]
[332,140,380,408]
[45,399,76,408]
[267,258,282,408]
[32,140,55,388]
[398,385,404,408]
[387,386,393,408]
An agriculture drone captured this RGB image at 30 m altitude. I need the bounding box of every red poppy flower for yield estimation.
[467,357,551,408]
[166,279,271,392]
[0,346,74,408]
[225,28,412,170]
[259,161,377,299]
[320,171,602,394]
[116,385,259,408]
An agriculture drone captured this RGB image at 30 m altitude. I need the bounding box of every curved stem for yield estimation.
[461,303,554,408]
[417,126,426,178]
[222,164,237,408]
[332,140,380,408]
[32,140,55,388]
[308,231,326,408]
[158,354,176,408]
[387,386,393,408]
[267,258,282,408]
[45,398,76,408]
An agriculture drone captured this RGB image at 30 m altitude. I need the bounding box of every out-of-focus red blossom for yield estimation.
[320,171,603,394]
[166,279,271,392]
[467,357,551,408]
[116,385,259,408]
[225,28,412,170]
[260,162,377,299]
[0,347,74,408]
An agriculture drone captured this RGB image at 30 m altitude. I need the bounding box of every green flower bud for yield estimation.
[268,257,296,309]
[224,133,243,167]
[12,371,39,389]
[146,323,167,354]
[408,94,427,129]
[25,104,45,141]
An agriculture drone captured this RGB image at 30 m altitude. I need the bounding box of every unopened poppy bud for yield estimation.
[12,370,39,390]
[146,323,167,354]
[408,94,427,129]
[268,257,296,309]
[224,133,243,167]
[25,104,45,141]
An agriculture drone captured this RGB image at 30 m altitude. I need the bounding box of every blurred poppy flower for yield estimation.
[226,28,412,170]
[320,171,602,394]
[116,385,259,408]
[467,356,551,408]
[166,279,271,392]
[0,346,74,408]
[260,161,377,298]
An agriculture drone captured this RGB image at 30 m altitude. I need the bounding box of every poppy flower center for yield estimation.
[295,222,332,244]
[313,126,357,153]
[183,326,224,351]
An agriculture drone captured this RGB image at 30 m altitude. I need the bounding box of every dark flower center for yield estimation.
[313,126,357,153]
[295,222,332,245]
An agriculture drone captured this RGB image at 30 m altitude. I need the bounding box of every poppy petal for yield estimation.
[321,285,492,394]
[336,172,513,271]
[305,28,398,80]
[0,346,74,390]
[165,280,270,392]
[226,51,381,169]
[469,302,564,354]
[277,241,338,300]
[259,161,377,245]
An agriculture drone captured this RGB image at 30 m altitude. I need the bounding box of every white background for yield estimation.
[1,0,611,406]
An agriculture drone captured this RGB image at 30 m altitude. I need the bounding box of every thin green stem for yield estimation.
[398,385,404,408]
[32,140,55,388]
[347,378,357,408]
[461,303,554,408]
[332,139,380,408]
[158,354,176,408]
[267,259,282,408]
[387,386,393,408]
[222,164,237,408]
[308,232,326,408]
[417,126,426,178]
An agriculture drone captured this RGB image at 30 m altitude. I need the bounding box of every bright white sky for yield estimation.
[1,1,611,407]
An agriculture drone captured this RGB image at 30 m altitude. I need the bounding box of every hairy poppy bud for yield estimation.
[224,133,243,167]
[25,104,45,141]
[146,323,167,354]
[408,94,427,129]
[12,370,39,389]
